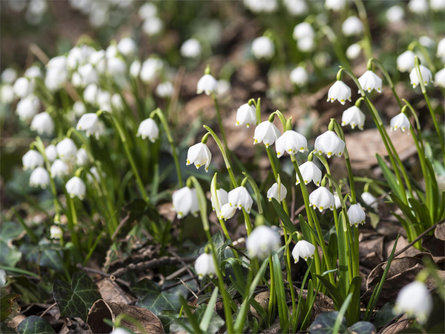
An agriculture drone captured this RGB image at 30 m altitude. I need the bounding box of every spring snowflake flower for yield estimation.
[196,74,217,95]
[129,60,141,78]
[45,145,57,162]
[139,2,157,19]
[117,37,137,58]
[431,0,445,11]
[172,187,199,219]
[76,113,100,138]
[140,58,163,84]
[342,16,363,36]
[251,36,275,59]
[409,65,433,88]
[246,225,281,259]
[327,80,351,105]
[2,68,17,83]
[390,113,410,132]
[30,112,54,136]
[397,50,415,72]
[13,77,34,98]
[283,0,308,16]
[437,38,445,62]
[296,161,322,186]
[142,16,163,36]
[267,183,287,202]
[56,138,77,162]
[358,70,382,93]
[16,95,40,122]
[211,188,228,210]
[290,66,308,86]
[236,103,257,128]
[314,130,345,158]
[361,192,378,210]
[334,194,342,209]
[23,150,44,170]
[346,43,361,60]
[408,0,428,14]
[66,176,86,200]
[297,36,315,52]
[394,281,432,324]
[30,167,50,188]
[292,240,315,263]
[83,84,98,105]
[293,22,314,40]
[50,225,63,239]
[325,0,347,11]
[211,188,237,220]
[180,38,202,58]
[137,118,159,142]
[73,101,86,117]
[195,253,216,279]
[217,80,231,96]
[243,0,278,13]
[309,186,335,212]
[186,143,212,172]
[50,159,69,178]
[347,203,366,227]
[45,56,68,91]
[275,130,308,157]
[386,5,404,22]
[435,68,445,88]
[87,167,101,184]
[156,82,174,98]
[76,148,89,166]
[342,106,366,130]
[228,186,253,213]
[253,120,281,147]
[1,85,14,104]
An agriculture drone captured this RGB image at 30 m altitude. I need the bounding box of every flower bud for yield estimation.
[50,225,63,239]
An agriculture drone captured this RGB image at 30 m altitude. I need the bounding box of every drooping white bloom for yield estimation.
[25,65,42,79]
[437,38,445,62]
[346,43,361,60]
[50,225,63,239]
[290,66,308,86]
[142,16,163,36]
[30,167,50,188]
[419,36,434,48]
[358,70,382,93]
[211,188,237,220]
[156,81,174,98]
[325,0,347,11]
[76,63,98,87]
[361,192,378,210]
[297,37,315,52]
[327,80,351,105]
[23,150,44,170]
[180,38,202,58]
[409,65,433,88]
[347,203,366,227]
[309,186,335,212]
[219,203,237,220]
[0,85,14,104]
[390,113,410,132]
[251,36,275,59]
[314,130,345,158]
[140,58,163,84]
[253,120,281,147]
[431,0,445,11]
[111,94,123,111]
[342,106,366,130]
[195,253,216,279]
[246,225,281,259]
[243,0,278,13]
[138,3,157,19]
[386,5,404,22]
[211,188,228,211]
[0,269,6,287]
[45,145,57,162]
[50,159,69,178]
[87,166,101,184]
[56,138,77,162]
[217,80,231,96]
[73,101,86,116]
[408,0,428,14]
[275,130,308,157]
[267,183,287,202]
[172,187,199,219]
[45,56,68,91]
[76,113,100,138]
[435,68,445,88]
[2,68,17,83]
[334,194,342,209]
[186,143,212,172]
[293,22,314,41]
[394,281,432,324]
[137,118,159,142]
[84,84,99,105]
[117,37,137,58]
[76,148,89,166]
[196,74,218,95]
[13,77,34,98]
[97,90,111,111]
[236,103,257,128]
[16,95,40,122]
[228,186,253,213]
[66,176,86,199]
[397,50,415,72]
[283,0,308,15]
[30,112,54,136]
[292,240,315,263]
[129,60,141,78]
[89,50,107,74]
[296,161,322,186]
[342,16,363,36]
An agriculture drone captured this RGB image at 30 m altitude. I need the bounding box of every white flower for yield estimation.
[0,85,14,104]
[292,240,315,263]
[45,56,68,91]
[390,113,410,132]
[275,130,307,158]
[195,253,216,279]
[342,16,363,36]
[293,22,314,40]
[251,36,275,59]
[180,38,202,58]
[219,203,237,220]
[90,50,107,74]
[111,94,123,111]
[23,150,44,170]
[84,84,98,105]
[211,188,228,211]
[347,203,366,227]
[30,167,50,188]
[50,225,63,239]
[16,95,40,122]
[246,225,281,259]
[76,148,89,166]
[76,64,98,87]
[211,188,237,220]
[290,66,308,86]
[243,0,278,13]
[73,101,86,116]
[129,60,141,78]
[138,3,157,19]
[437,38,445,62]
[346,43,361,60]
[342,106,366,130]
[76,113,100,137]
[267,183,287,202]
[236,103,257,128]
[0,269,7,287]
[386,5,404,22]
[325,0,347,11]
[196,74,217,95]
[45,145,57,162]
[435,68,445,88]
[361,192,378,210]
[172,187,199,219]
[408,0,428,14]
[397,50,416,72]
[66,176,86,199]
[296,161,322,186]
[142,16,163,36]
[117,37,137,58]
[137,118,159,142]
[30,112,54,136]
[87,166,101,184]
[217,80,231,96]
[186,143,212,172]
[283,0,308,15]
[56,138,77,162]
[358,70,382,93]
[297,37,315,52]
[431,0,445,11]
[309,186,335,212]
[334,194,342,209]
[13,77,34,98]
[409,65,433,88]
[314,130,345,158]
[97,90,111,111]
[253,120,281,147]
[50,159,69,178]
[394,281,432,324]
[327,80,351,105]
[2,68,17,83]
[228,186,253,213]
[156,81,174,98]
[140,58,163,84]
[420,35,435,48]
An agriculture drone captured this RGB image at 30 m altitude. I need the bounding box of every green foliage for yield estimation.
[17,316,55,334]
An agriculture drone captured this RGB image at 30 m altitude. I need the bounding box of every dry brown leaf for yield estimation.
[97,278,135,305]
[434,223,445,241]
[250,291,270,319]
[381,315,411,334]
[359,236,384,269]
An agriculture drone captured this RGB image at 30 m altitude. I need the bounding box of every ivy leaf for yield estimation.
[17,315,55,334]
[348,321,376,334]
[308,311,347,334]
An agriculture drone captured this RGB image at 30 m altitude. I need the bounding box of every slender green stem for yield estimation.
[266,146,278,179]
[267,256,276,325]
[370,58,402,108]
[353,0,373,59]
[211,94,229,155]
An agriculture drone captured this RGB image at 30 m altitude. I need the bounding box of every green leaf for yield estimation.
[0,240,22,267]
[0,221,24,242]
[348,321,376,334]
[376,154,403,199]
[17,315,55,334]
[271,199,297,238]
[346,277,362,324]
[315,275,342,309]
[0,293,19,321]
[53,271,101,321]
[0,322,16,334]
[199,287,218,332]
[134,280,185,315]
[308,311,347,334]
[272,253,289,331]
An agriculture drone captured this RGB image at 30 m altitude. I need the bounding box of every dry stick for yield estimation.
[169,249,200,288]
[111,214,130,241]
[111,256,195,277]
[39,303,57,318]
[76,264,130,287]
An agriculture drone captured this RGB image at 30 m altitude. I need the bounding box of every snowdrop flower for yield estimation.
[56,138,77,162]
[117,37,137,58]
[390,113,410,132]
[437,38,445,62]
[16,95,40,122]
[309,186,335,212]
[251,36,275,59]
[195,253,216,279]
[296,161,322,186]
[293,22,314,41]
[50,225,63,239]
[156,81,174,98]
[228,186,253,213]
[267,183,287,202]
[327,80,351,105]
[76,113,100,138]
[186,143,212,172]
[140,58,163,84]
[196,74,218,95]
[342,106,365,130]
[275,130,308,157]
[236,103,257,128]
[45,145,57,162]
[408,0,428,14]
[13,77,34,98]
[292,240,315,263]
[409,65,433,88]
[253,120,281,147]
[180,38,202,58]
[142,16,163,36]
[30,167,50,188]
[129,60,141,78]
[325,0,347,11]
[76,148,89,166]
[23,150,44,170]
[342,16,363,36]
[1,85,14,104]
[358,70,382,93]
[347,203,366,227]
[172,187,199,219]
[314,130,345,158]
[30,112,54,136]
[334,194,342,209]
[397,50,415,72]
[137,118,159,142]
[50,159,69,178]
[73,101,86,117]
[66,176,86,199]
[386,5,404,22]
[361,192,378,210]
[435,68,445,88]
[246,225,281,259]
[394,281,432,324]
[283,0,308,15]
[290,66,308,86]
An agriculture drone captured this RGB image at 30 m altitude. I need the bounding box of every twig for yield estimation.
[111,213,130,241]
[169,249,200,288]
[76,264,130,287]
[40,303,57,318]
[111,256,195,277]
